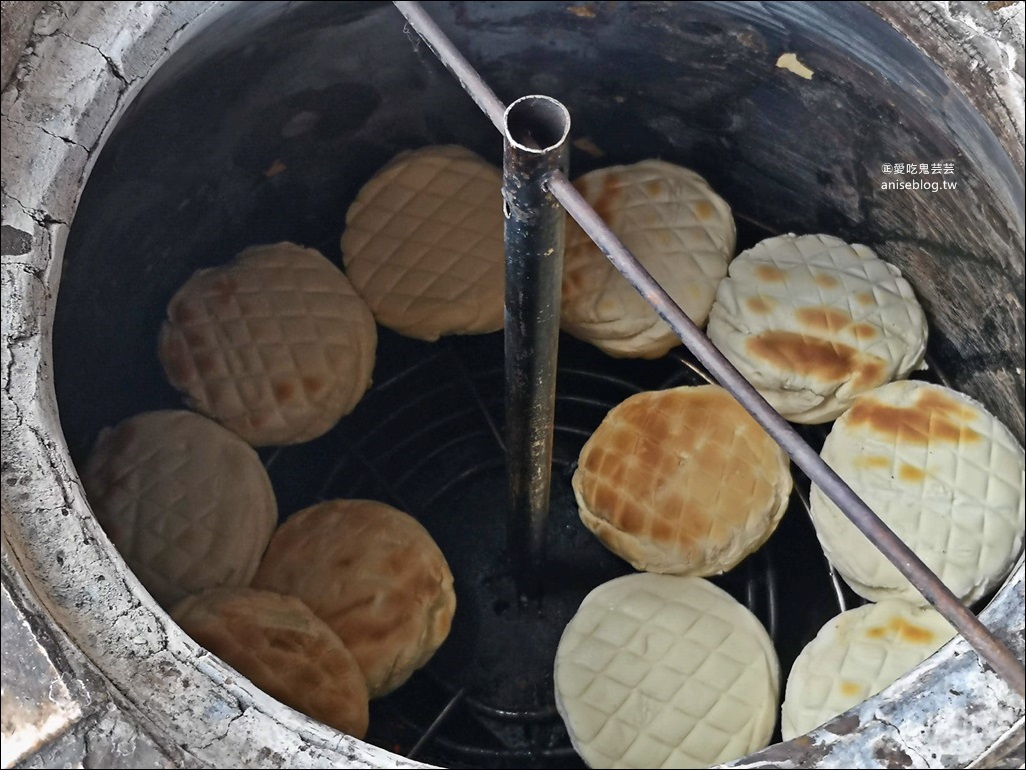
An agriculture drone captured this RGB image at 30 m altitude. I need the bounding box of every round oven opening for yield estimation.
[4,1,1023,768]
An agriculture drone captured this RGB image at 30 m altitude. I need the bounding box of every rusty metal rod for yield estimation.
[392,0,1026,697]
[502,95,570,598]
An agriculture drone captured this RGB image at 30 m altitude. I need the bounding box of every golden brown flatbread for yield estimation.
[573,385,792,575]
[253,499,456,697]
[172,587,370,738]
[159,241,377,446]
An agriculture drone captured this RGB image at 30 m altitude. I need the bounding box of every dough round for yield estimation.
[555,573,779,769]
[341,145,505,340]
[706,233,927,424]
[252,499,456,697]
[572,385,792,576]
[781,599,956,740]
[159,241,377,446]
[809,380,1025,604]
[172,587,370,739]
[561,160,736,358]
[81,410,277,609]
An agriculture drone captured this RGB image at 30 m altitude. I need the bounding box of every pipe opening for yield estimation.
[504,95,572,154]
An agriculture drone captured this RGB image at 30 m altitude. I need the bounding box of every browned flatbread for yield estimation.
[706,233,928,424]
[572,385,792,575]
[81,410,277,609]
[252,499,456,697]
[809,380,1025,605]
[158,241,377,446]
[172,587,370,738]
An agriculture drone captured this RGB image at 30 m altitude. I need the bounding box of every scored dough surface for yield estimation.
[341,145,505,341]
[573,384,792,576]
[82,409,277,609]
[172,587,370,739]
[809,380,1025,604]
[554,573,780,769]
[706,233,928,424]
[781,599,956,740]
[561,159,736,359]
[253,499,456,697]
[158,241,377,446]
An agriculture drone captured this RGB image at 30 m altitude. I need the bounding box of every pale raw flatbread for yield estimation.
[572,385,792,576]
[252,499,456,697]
[81,410,277,609]
[172,587,370,738]
[555,573,779,769]
[809,380,1025,604]
[341,145,505,341]
[561,160,736,358]
[781,599,956,740]
[706,233,928,424]
[159,241,377,446]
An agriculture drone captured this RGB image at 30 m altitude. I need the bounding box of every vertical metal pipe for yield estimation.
[503,95,571,598]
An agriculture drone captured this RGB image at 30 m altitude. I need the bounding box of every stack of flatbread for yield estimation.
[253,499,457,697]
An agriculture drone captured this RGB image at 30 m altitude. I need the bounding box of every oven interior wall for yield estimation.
[50,1,1025,767]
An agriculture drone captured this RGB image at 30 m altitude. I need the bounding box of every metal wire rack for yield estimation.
[259,329,783,767]
[258,331,974,766]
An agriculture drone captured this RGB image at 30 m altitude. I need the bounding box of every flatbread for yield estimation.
[781,599,956,740]
[809,380,1025,604]
[159,241,377,446]
[561,160,736,358]
[253,499,456,697]
[706,233,928,423]
[172,587,370,738]
[573,385,792,575]
[81,409,277,608]
[341,145,505,341]
[555,574,779,768]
